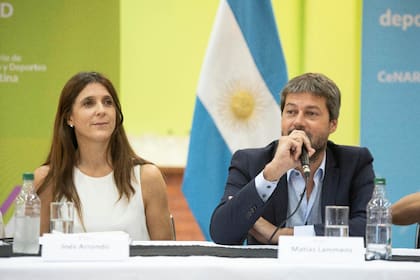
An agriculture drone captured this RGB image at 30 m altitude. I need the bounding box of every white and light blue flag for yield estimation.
[182,0,288,240]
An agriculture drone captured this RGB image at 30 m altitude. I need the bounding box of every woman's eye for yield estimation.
[104,98,114,106]
[83,100,94,107]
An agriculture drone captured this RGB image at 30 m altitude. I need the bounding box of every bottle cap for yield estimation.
[374,177,386,185]
[22,172,34,180]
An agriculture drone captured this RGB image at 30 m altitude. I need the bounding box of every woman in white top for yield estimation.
[34,71,173,240]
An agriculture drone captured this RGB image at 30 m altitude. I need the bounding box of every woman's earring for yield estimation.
[69,124,74,128]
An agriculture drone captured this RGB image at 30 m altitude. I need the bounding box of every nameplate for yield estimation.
[277,236,364,263]
[41,231,130,262]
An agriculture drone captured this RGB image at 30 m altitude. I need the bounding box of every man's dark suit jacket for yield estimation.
[210,140,374,245]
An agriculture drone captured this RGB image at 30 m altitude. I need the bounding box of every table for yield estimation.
[0,245,419,280]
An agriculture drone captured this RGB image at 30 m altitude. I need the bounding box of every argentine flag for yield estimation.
[182,0,288,240]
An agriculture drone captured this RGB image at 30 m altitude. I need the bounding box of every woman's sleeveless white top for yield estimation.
[72,165,150,241]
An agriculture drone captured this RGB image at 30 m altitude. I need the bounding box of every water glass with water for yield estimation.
[50,202,74,234]
[325,205,349,237]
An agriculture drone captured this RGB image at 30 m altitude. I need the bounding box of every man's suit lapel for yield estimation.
[263,176,288,227]
[266,140,289,226]
[275,176,289,225]
[321,146,339,221]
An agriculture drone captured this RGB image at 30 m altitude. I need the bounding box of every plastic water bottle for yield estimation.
[365,177,392,260]
[0,211,5,238]
[12,172,41,254]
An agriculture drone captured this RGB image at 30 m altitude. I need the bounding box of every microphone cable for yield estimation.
[268,174,309,244]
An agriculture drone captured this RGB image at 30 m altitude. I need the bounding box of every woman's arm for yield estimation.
[140,164,173,240]
[392,192,420,225]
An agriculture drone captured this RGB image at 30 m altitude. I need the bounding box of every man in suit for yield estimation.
[210,73,375,245]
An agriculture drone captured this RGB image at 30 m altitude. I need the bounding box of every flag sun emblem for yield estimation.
[217,80,269,132]
[230,91,255,120]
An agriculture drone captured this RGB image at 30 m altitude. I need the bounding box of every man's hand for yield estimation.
[263,130,315,181]
[248,217,294,244]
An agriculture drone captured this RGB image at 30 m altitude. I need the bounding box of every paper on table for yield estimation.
[42,231,130,262]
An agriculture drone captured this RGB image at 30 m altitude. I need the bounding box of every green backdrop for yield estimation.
[0,0,119,221]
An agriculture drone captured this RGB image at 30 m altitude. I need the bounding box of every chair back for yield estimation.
[170,214,176,240]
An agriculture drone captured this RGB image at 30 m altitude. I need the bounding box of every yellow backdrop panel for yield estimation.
[121,0,361,145]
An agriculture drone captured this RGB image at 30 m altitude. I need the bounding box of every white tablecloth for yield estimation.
[1,249,419,280]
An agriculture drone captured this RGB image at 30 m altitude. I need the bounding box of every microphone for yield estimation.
[267,142,311,244]
[268,143,310,244]
[300,145,310,179]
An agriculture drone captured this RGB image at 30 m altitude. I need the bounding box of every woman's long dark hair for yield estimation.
[37,72,149,226]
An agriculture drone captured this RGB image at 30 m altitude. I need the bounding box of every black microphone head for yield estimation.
[302,165,310,179]
[300,145,310,179]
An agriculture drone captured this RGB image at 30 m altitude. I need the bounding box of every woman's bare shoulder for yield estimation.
[139,163,167,193]
[34,165,50,190]
[35,165,50,178]
[140,163,164,183]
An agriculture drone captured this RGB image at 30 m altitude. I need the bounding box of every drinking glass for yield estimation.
[324,205,349,237]
[50,202,74,234]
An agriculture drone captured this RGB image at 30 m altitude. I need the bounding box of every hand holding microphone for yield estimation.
[264,130,313,182]
[289,130,312,179]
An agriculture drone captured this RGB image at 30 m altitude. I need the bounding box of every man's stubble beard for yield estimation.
[283,128,329,164]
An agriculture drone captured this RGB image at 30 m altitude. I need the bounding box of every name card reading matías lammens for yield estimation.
[41,231,130,262]
[277,236,365,264]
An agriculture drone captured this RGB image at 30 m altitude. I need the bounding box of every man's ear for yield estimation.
[329,119,338,133]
